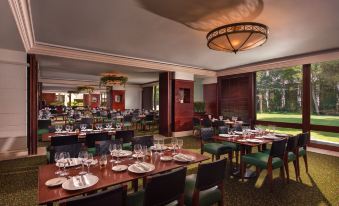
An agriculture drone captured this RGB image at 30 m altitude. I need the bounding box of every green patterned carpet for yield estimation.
[1,136,338,206]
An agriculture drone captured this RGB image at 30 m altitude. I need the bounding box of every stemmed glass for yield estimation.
[99,154,108,168]
[86,153,93,174]
[80,124,87,131]
[106,123,112,130]
[69,125,73,132]
[78,151,88,175]
[54,152,62,175]
[96,123,102,130]
[55,125,62,133]
[177,139,183,154]
[158,139,164,156]
[115,144,122,164]
[141,145,148,162]
[134,144,142,163]
[171,138,178,155]
[59,152,70,176]
[65,125,70,132]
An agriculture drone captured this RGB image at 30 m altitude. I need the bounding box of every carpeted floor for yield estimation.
[1,136,338,206]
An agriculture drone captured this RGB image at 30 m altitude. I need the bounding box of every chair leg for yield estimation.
[241,161,245,182]
[228,151,233,173]
[303,154,308,173]
[292,160,298,181]
[235,151,239,167]
[216,154,220,160]
[280,166,285,182]
[212,155,215,161]
[267,166,273,192]
[284,159,290,183]
[218,182,225,206]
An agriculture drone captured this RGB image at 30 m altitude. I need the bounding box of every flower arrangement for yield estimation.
[76,86,94,93]
[99,74,128,87]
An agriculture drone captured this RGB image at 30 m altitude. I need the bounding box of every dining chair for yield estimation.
[115,130,135,150]
[131,135,154,148]
[184,158,226,206]
[241,138,288,192]
[49,143,82,163]
[297,132,309,175]
[51,135,78,146]
[192,117,201,136]
[38,119,51,140]
[201,118,212,128]
[123,115,133,129]
[127,167,187,206]
[85,132,110,154]
[80,118,93,128]
[60,185,127,206]
[218,125,240,168]
[142,114,154,130]
[285,135,299,182]
[200,127,233,163]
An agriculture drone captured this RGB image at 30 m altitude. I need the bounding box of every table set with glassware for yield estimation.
[41,123,116,142]
[38,139,209,205]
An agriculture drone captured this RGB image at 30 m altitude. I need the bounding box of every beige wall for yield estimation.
[0,49,27,152]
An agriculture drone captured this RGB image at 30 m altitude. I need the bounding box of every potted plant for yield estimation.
[194,102,206,114]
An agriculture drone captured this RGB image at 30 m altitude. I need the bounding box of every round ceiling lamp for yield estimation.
[206,22,268,53]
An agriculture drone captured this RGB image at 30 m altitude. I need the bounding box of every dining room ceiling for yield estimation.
[29,0,339,70]
[0,0,24,51]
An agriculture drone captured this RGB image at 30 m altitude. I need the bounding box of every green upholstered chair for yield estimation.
[115,130,134,150]
[141,114,154,131]
[297,132,309,177]
[200,127,233,161]
[85,132,110,155]
[38,119,51,141]
[184,159,226,206]
[241,139,288,192]
[218,125,240,169]
[123,115,133,129]
[127,167,187,206]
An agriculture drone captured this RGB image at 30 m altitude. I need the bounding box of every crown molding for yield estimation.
[9,0,217,77]
[217,48,339,76]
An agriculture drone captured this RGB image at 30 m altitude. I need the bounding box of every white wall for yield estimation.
[0,49,27,152]
[124,85,142,110]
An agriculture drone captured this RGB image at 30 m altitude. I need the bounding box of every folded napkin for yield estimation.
[133,163,150,172]
[219,134,232,138]
[72,176,83,187]
[175,154,193,161]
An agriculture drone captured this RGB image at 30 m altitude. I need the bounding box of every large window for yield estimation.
[256,66,302,123]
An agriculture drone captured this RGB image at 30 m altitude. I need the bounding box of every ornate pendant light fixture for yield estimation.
[99,72,128,87]
[206,22,268,53]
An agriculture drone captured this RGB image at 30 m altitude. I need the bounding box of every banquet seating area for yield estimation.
[1,0,339,206]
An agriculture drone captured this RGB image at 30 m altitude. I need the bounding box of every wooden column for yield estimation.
[159,72,173,137]
[248,73,256,128]
[203,83,218,117]
[302,64,311,133]
[27,54,38,155]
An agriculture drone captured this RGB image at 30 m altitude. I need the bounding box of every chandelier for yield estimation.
[76,86,94,94]
[206,22,268,53]
[99,72,128,87]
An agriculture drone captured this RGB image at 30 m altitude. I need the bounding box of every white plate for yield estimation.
[234,131,243,135]
[128,163,155,174]
[160,156,173,161]
[112,165,128,172]
[173,154,195,162]
[274,133,289,137]
[132,154,145,158]
[45,177,67,187]
[62,174,99,191]
[112,150,132,157]
[219,134,233,138]
[262,135,281,140]
[150,146,167,151]
[246,139,263,143]
[237,139,247,142]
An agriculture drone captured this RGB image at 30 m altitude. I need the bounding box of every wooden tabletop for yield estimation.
[38,149,209,205]
[41,130,116,142]
[213,133,289,147]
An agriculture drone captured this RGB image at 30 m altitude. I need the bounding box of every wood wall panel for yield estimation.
[218,73,255,125]
[173,79,194,132]
[42,93,56,105]
[84,94,100,108]
[142,86,153,110]
[203,83,218,117]
[159,72,172,136]
[111,90,125,111]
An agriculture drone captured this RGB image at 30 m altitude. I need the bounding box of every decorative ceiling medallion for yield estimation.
[207,22,268,53]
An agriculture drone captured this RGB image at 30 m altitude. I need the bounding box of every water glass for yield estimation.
[171,138,178,154]
[59,152,69,176]
[106,123,112,129]
[99,154,108,168]
[177,139,183,154]
[54,152,62,175]
[86,153,93,174]
[159,139,164,155]
[80,124,87,131]
[116,144,122,164]
[134,144,142,163]
[78,151,88,175]
[65,125,70,132]
[142,145,148,162]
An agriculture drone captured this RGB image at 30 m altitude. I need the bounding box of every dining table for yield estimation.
[213,131,290,178]
[41,130,116,142]
[38,149,209,205]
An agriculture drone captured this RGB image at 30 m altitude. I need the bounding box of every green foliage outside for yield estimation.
[194,102,205,113]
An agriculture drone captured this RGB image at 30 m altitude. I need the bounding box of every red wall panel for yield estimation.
[203,83,217,117]
[111,90,125,111]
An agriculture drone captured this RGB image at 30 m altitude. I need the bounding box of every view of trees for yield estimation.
[256,66,302,113]
[256,61,339,116]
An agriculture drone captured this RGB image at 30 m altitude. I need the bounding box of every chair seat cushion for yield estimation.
[203,143,232,155]
[38,129,49,136]
[127,190,144,206]
[184,174,222,206]
[242,152,283,169]
[288,152,296,161]
[299,148,306,156]
[87,147,96,155]
[124,122,132,127]
[222,142,238,150]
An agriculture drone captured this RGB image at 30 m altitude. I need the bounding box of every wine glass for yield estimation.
[99,154,108,168]
[171,138,178,155]
[69,125,73,132]
[65,125,70,132]
[78,151,88,175]
[60,152,70,176]
[158,139,164,156]
[86,153,93,174]
[80,124,87,131]
[141,145,148,162]
[106,123,112,130]
[54,152,62,175]
[134,144,142,163]
[109,144,115,163]
[177,139,183,154]
[116,144,122,164]
[55,125,62,133]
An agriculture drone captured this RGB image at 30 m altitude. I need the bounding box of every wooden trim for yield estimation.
[27,54,38,155]
[248,73,256,128]
[310,125,339,133]
[302,64,311,133]
[159,72,173,137]
[217,49,339,76]
[309,142,339,152]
